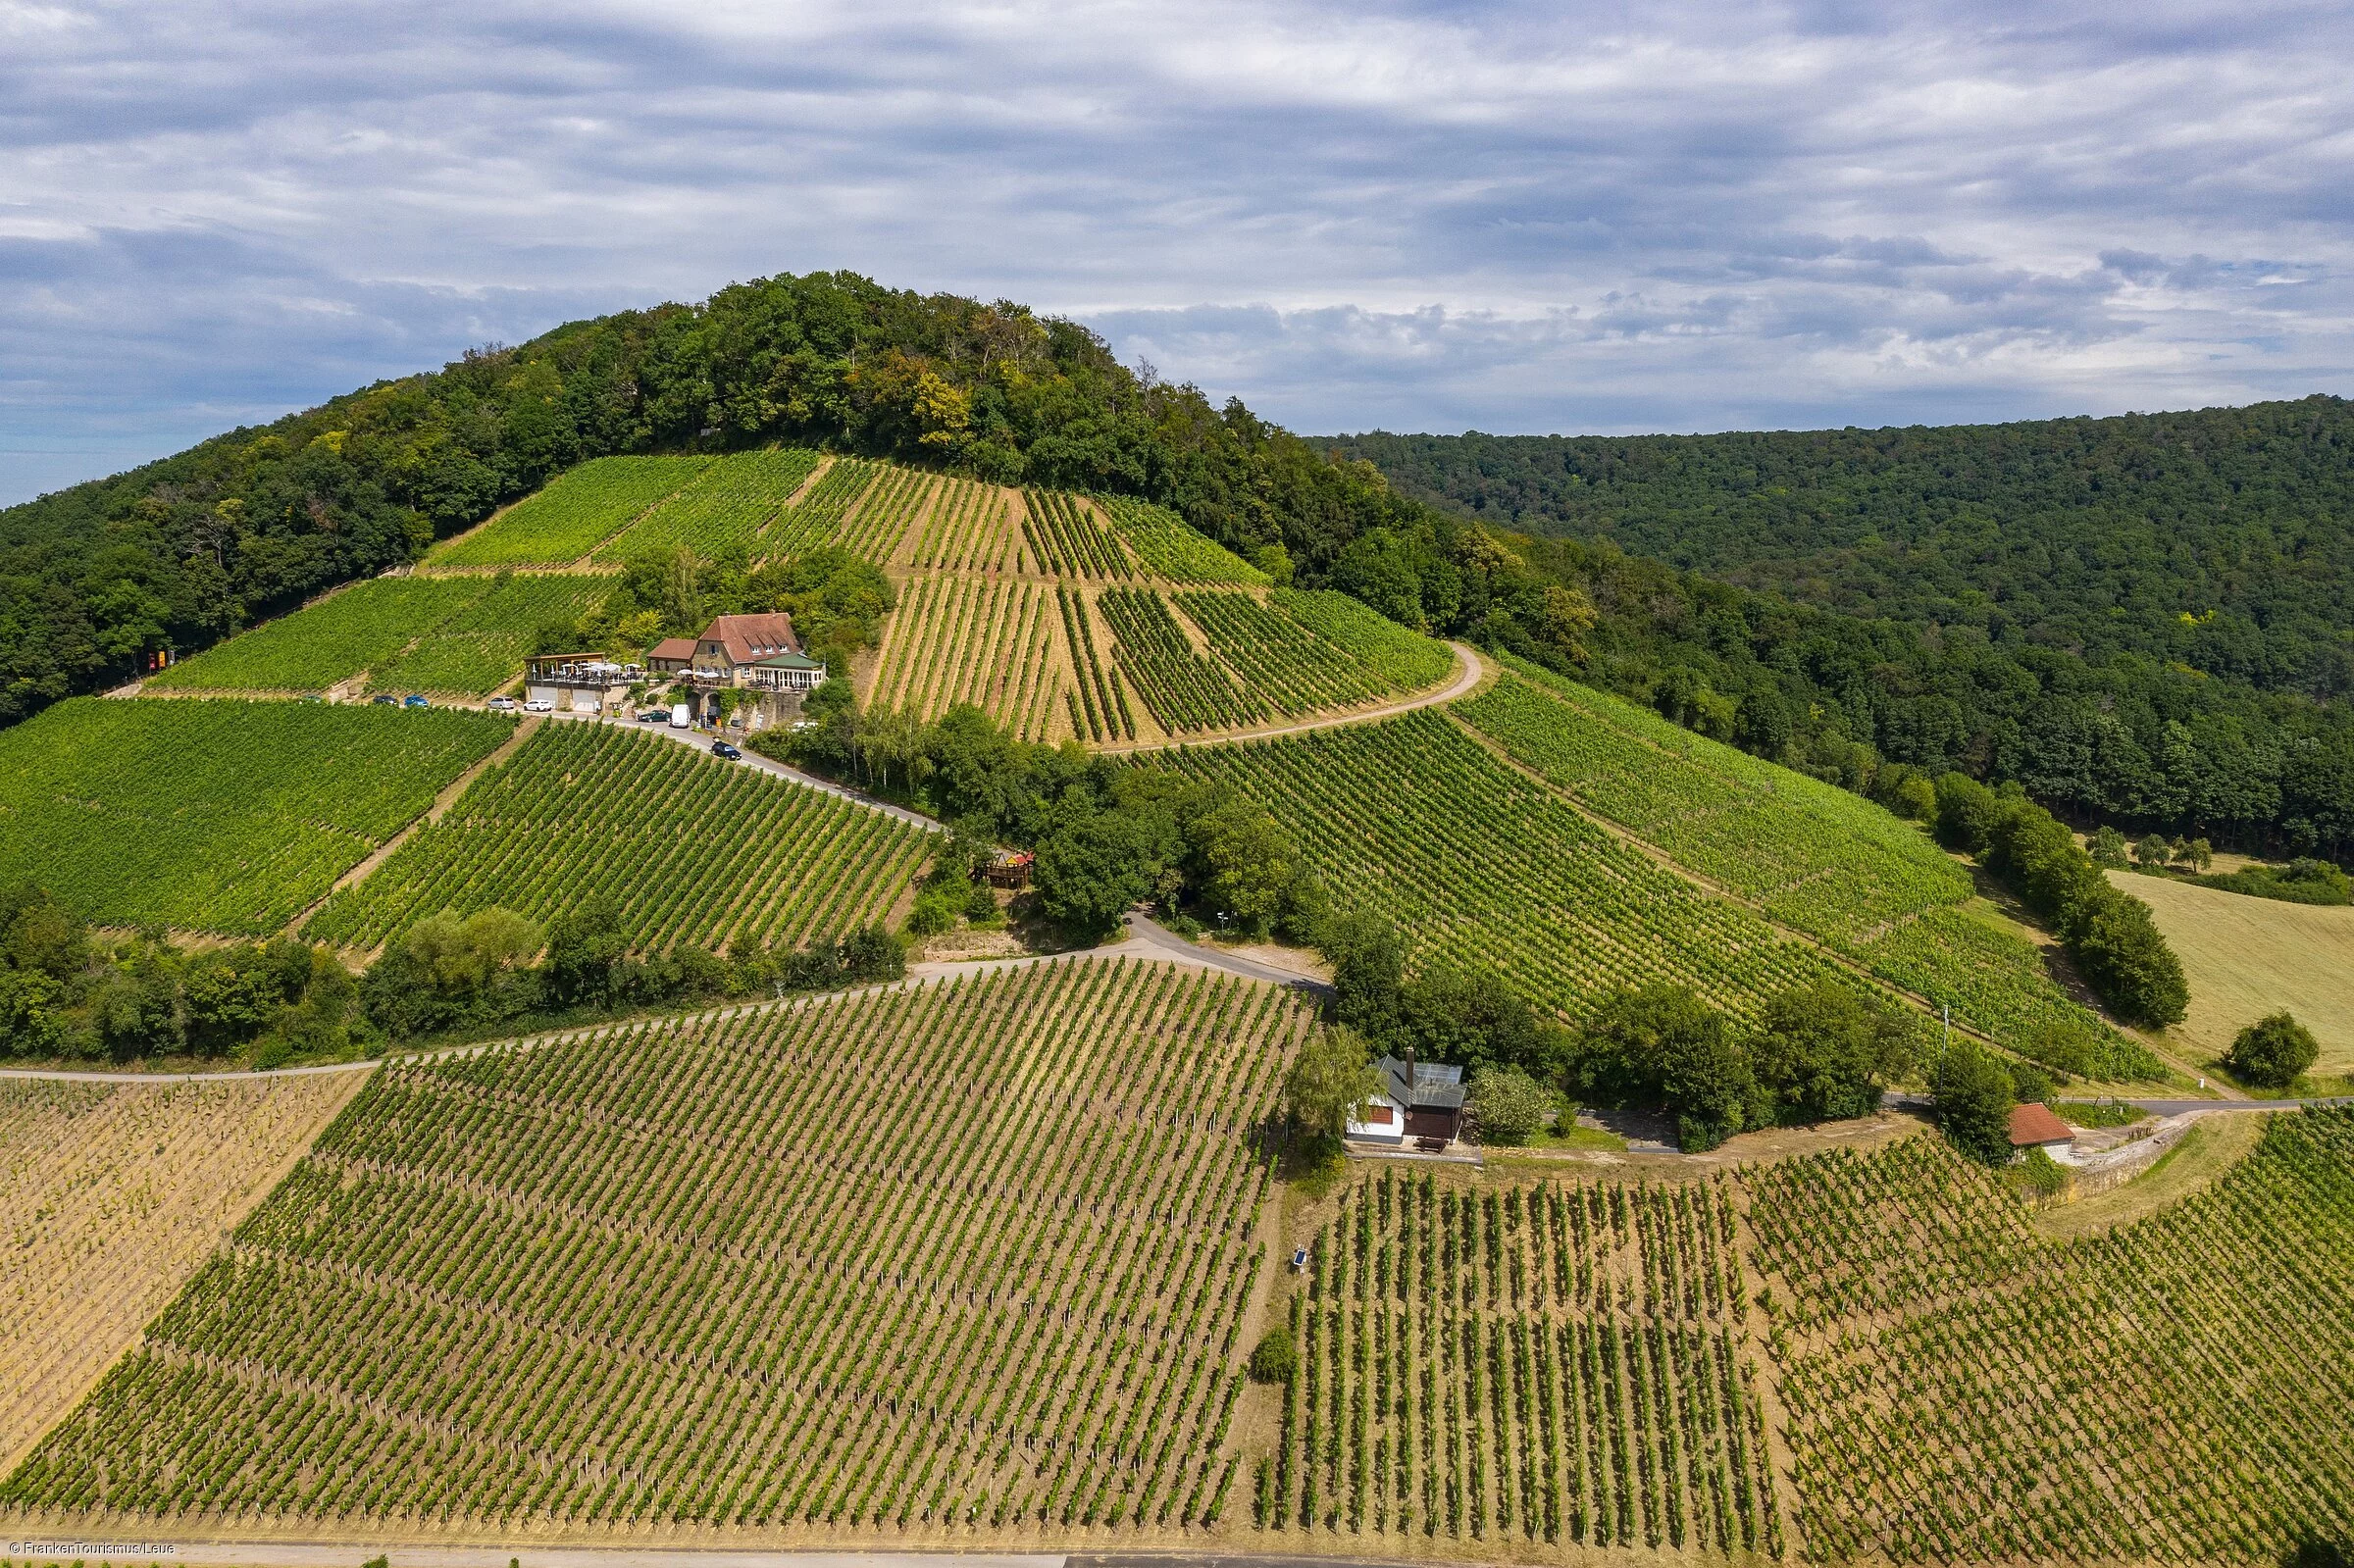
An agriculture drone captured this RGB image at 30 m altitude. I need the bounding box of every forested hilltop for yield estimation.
[1332,399,2354,698]
[0,271,1432,728]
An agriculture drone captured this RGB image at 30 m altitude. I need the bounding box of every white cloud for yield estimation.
[2,0,2351,499]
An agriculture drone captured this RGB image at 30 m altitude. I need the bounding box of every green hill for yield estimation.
[1330,405,2354,865]
[8,270,2345,1568]
[0,270,1423,733]
[1333,397,2354,698]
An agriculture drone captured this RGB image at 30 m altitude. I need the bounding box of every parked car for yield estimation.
[486,696,518,712]
[711,741,742,761]
[638,709,669,724]
[371,693,399,706]
[523,699,555,713]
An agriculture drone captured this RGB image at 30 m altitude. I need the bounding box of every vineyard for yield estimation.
[1060,589,1141,743]
[149,573,606,697]
[1177,590,1444,718]
[1462,669,1968,945]
[1098,498,1266,584]
[760,458,878,557]
[146,577,471,693]
[591,448,825,561]
[1156,712,1859,1024]
[1744,1111,2354,1564]
[904,477,1022,572]
[1856,908,2164,1080]
[1268,1169,1783,1556]
[829,463,938,560]
[1023,491,1135,580]
[1271,589,1458,689]
[361,575,609,696]
[865,576,1063,738]
[0,1073,365,1468]
[0,697,511,934]
[3,960,1302,1532]
[1460,666,2164,1080]
[301,720,932,954]
[430,457,710,568]
[1100,588,1265,734]
[862,576,1455,747]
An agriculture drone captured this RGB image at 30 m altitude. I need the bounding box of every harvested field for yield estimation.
[2110,869,2354,1074]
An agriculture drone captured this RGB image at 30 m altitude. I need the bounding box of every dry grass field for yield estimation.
[2109,870,2354,1074]
[0,1071,368,1470]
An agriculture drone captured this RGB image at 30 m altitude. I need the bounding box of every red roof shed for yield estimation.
[2008,1102,2075,1149]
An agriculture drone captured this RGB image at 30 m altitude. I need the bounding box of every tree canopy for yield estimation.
[2224,1012,2320,1090]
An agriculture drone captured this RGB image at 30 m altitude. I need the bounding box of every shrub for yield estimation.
[1464,1064,1551,1145]
[2008,1145,2069,1198]
[1750,982,1918,1125]
[963,880,1002,925]
[1932,773,2001,855]
[904,885,963,936]
[2194,858,2354,905]
[1285,1027,1379,1140]
[2224,1012,2319,1091]
[1249,1325,1300,1385]
[1663,1020,1754,1153]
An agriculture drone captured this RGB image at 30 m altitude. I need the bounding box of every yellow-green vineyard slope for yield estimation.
[856,475,1458,744]
[1261,1110,2354,1564]
[0,1074,367,1470]
[413,447,1461,743]
[3,960,1302,1534]
[1745,1111,2354,1564]
[1454,661,2166,1083]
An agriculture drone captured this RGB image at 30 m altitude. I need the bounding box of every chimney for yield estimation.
[1401,1045,1416,1108]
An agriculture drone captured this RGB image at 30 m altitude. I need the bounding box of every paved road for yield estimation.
[545,710,943,834]
[1119,912,1334,993]
[2101,1096,2354,1114]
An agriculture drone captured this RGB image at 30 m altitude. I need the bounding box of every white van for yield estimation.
[670,701,691,728]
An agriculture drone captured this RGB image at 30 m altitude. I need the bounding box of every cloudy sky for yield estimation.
[4,0,2352,503]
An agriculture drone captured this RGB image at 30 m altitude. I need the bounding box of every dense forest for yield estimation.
[1332,400,2354,698]
[4,270,2350,858]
